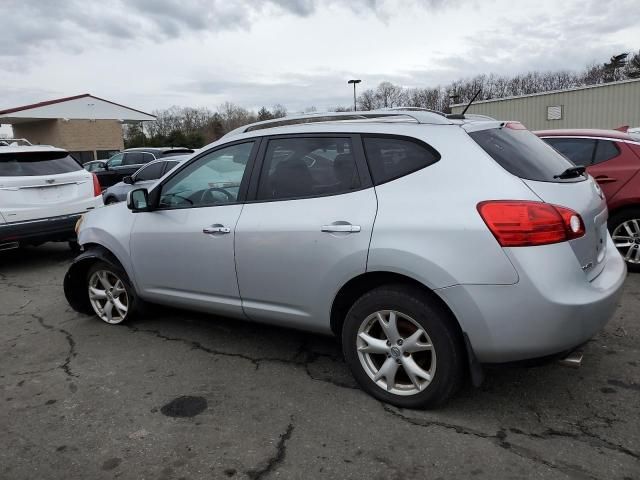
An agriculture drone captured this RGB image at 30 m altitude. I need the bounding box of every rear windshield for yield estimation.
[469,127,581,182]
[0,151,82,177]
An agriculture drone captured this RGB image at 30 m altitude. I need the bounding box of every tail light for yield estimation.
[91,173,101,196]
[477,200,585,247]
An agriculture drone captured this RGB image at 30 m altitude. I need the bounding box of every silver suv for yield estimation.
[64,111,626,408]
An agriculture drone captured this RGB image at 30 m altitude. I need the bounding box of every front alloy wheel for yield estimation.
[612,219,640,265]
[88,269,129,324]
[357,310,436,395]
[609,208,640,273]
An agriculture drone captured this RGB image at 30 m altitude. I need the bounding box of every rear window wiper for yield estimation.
[553,166,586,179]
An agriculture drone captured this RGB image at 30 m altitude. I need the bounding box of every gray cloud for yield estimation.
[0,0,458,61]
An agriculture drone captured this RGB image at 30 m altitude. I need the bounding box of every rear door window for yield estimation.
[593,140,620,164]
[543,138,596,167]
[135,162,164,181]
[362,136,440,185]
[0,151,82,176]
[470,127,578,182]
[123,152,144,165]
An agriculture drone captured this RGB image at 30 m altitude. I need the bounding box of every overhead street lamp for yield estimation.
[348,79,361,111]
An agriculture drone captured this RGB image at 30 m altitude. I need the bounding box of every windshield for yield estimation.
[469,126,582,182]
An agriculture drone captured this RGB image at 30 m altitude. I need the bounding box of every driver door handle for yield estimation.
[203,225,231,234]
[321,224,361,233]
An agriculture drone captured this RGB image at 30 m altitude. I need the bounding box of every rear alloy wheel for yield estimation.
[87,262,132,324]
[610,209,640,273]
[357,310,436,395]
[342,285,464,409]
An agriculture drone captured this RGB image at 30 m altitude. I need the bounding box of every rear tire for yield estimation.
[342,285,465,409]
[105,196,118,205]
[86,261,137,324]
[609,208,640,273]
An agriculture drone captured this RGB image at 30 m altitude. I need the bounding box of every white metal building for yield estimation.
[450,78,640,131]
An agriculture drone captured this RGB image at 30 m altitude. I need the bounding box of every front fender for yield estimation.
[63,246,122,314]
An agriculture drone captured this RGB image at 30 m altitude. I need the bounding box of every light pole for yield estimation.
[348,79,361,111]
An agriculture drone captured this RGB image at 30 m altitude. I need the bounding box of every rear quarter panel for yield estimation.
[367,125,540,288]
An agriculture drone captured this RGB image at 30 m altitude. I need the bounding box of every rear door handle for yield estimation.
[595,175,616,184]
[321,224,361,233]
[203,224,231,234]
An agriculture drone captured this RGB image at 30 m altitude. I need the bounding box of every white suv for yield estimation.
[0,145,103,251]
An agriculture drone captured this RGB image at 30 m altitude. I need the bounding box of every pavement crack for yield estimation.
[382,405,598,480]
[31,313,78,378]
[127,326,358,390]
[247,418,294,480]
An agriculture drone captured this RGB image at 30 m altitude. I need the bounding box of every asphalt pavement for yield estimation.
[1,244,639,480]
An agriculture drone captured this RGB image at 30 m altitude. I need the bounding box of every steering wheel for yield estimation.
[200,187,234,204]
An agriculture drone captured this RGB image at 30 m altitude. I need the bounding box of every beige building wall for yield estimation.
[450,79,640,131]
[13,119,124,159]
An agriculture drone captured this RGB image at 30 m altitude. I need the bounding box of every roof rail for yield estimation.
[223,109,453,138]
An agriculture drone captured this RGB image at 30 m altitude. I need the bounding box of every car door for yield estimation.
[234,135,377,332]
[129,140,258,318]
[587,140,638,199]
[96,152,131,188]
[543,137,637,200]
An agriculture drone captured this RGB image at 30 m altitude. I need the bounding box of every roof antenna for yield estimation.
[447,89,482,120]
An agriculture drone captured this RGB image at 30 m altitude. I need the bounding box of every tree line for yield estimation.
[125,50,640,148]
[356,51,640,111]
[124,102,287,148]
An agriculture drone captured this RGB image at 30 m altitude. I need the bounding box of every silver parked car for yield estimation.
[102,157,187,204]
[64,110,626,408]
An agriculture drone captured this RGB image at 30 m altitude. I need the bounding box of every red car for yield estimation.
[535,129,640,271]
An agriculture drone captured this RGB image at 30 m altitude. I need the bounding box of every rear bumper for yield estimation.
[0,213,84,244]
[437,236,627,363]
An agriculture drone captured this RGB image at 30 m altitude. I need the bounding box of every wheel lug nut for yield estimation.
[386,340,391,346]
[397,339,403,346]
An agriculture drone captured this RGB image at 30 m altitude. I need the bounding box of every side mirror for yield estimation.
[98,162,106,170]
[127,188,150,212]
[123,176,134,185]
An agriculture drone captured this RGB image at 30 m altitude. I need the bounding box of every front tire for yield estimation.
[86,261,136,324]
[342,285,465,409]
[609,208,640,273]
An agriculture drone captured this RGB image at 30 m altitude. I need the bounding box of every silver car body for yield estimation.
[76,111,626,363]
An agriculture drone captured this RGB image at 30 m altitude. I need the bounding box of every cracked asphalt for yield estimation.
[1,244,639,480]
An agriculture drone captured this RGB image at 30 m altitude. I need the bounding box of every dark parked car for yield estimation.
[95,147,194,189]
[83,159,107,172]
[535,128,640,271]
[102,157,186,204]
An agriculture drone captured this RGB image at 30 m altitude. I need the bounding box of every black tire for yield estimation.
[85,260,138,324]
[342,284,465,409]
[609,208,640,273]
[104,196,118,205]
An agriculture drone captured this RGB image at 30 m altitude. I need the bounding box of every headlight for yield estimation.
[74,215,85,234]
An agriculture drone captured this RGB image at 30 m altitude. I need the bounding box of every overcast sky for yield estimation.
[1,0,639,121]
